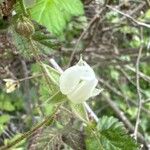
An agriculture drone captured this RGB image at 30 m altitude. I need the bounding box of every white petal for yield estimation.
[91,88,103,97]
[60,63,95,95]
[59,66,83,95]
[77,60,95,79]
[6,85,16,93]
[3,79,15,83]
[79,66,95,80]
[67,78,98,104]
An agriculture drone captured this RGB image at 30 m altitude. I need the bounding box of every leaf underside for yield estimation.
[30,0,84,35]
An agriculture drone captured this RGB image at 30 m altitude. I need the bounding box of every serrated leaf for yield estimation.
[11,25,57,58]
[70,102,89,123]
[97,116,124,131]
[85,116,139,150]
[11,27,32,58]
[32,21,61,51]
[29,0,84,35]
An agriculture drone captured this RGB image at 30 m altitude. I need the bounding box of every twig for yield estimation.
[92,0,149,29]
[125,65,150,83]
[106,5,150,28]
[18,73,43,82]
[68,15,99,67]
[145,0,150,7]
[49,58,99,123]
[29,38,54,93]
[143,98,150,104]
[68,7,106,67]
[117,67,147,96]
[98,77,150,116]
[20,58,34,121]
[83,102,99,122]
[134,28,144,139]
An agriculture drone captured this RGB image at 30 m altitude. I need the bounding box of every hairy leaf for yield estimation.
[32,21,61,51]
[70,102,89,123]
[11,24,58,58]
[42,63,60,86]
[85,116,139,150]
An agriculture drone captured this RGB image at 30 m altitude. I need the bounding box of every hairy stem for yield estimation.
[0,106,60,150]
[19,0,28,16]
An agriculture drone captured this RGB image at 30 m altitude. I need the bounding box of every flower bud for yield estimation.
[15,17,35,37]
[59,58,101,104]
[3,79,20,93]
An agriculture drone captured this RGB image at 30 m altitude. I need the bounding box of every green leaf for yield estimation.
[85,123,104,150]
[29,0,84,35]
[32,21,61,51]
[11,25,57,58]
[31,63,61,103]
[47,91,66,105]
[0,125,7,135]
[97,116,124,131]
[0,114,10,124]
[0,114,10,137]
[97,116,139,150]
[0,100,15,112]
[11,27,32,58]
[70,102,89,123]
[110,69,120,81]
[85,116,139,150]
[42,63,60,86]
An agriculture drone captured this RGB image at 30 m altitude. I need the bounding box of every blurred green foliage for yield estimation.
[0,0,150,149]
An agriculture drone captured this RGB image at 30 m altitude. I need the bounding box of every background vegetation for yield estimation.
[0,0,150,149]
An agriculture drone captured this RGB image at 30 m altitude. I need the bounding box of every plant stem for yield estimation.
[134,27,143,139]
[19,0,28,16]
[29,38,54,92]
[0,106,60,150]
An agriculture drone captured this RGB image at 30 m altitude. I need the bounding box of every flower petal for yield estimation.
[59,64,95,95]
[77,60,95,79]
[59,66,83,95]
[67,78,98,104]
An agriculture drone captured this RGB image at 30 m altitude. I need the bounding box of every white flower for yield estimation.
[3,79,19,93]
[59,58,101,104]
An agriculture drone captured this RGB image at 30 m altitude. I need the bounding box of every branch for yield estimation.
[125,65,150,83]
[134,28,143,139]
[106,4,150,28]
[68,6,106,67]
[98,77,150,116]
